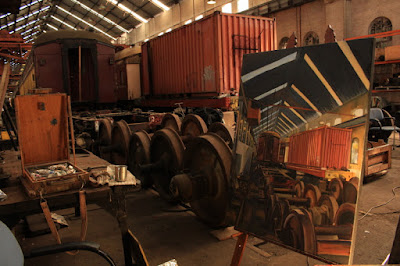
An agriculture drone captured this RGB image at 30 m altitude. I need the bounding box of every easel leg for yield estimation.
[230,233,248,266]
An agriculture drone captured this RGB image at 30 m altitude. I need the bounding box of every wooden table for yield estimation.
[0,150,147,266]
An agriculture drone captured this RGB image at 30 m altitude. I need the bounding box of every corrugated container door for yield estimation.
[322,127,352,170]
[288,127,324,168]
[219,14,276,96]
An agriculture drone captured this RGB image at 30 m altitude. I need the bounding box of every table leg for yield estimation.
[111,186,148,266]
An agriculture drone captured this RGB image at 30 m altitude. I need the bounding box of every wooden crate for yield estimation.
[15,94,89,198]
[365,140,392,176]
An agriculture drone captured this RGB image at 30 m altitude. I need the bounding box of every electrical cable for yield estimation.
[359,186,400,221]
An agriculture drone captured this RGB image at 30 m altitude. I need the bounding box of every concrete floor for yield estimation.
[15,149,400,265]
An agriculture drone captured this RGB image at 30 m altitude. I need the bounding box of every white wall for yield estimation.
[119,0,261,44]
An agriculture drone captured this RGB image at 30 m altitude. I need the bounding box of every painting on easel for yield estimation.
[232,38,374,264]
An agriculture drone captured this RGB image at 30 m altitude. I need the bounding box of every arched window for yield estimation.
[279,37,289,49]
[304,31,319,46]
[369,17,392,48]
[350,138,359,164]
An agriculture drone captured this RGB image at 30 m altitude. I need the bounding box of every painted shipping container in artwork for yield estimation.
[287,126,352,170]
[141,11,276,97]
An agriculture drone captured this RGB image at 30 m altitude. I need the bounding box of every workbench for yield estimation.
[0,150,147,266]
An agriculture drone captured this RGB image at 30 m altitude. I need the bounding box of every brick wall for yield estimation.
[271,0,400,48]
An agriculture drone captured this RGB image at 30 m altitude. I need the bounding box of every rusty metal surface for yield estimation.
[141,12,276,97]
[111,120,132,165]
[181,114,208,137]
[128,130,151,181]
[182,133,233,227]
[34,43,64,94]
[208,122,234,149]
[96,43,117,103]
[150,128,185,201]
[161,113,182,134]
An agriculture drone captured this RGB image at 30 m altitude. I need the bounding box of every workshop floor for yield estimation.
[18,149,400,266]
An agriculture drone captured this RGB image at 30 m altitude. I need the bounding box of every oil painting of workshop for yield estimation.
[234,39,373,264]
[1,0,400,265]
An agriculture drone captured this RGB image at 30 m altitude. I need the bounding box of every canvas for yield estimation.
[233,38,375,264]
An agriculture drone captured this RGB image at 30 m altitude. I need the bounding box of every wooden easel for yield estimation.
[230,233,248,266]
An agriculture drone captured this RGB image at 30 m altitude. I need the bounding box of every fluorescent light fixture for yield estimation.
[12,19,40,33]
[21,25,40,35]
[23,31,40,39]
[0,6,49,30]
[195,15,203,21]
[166,28,172,33]
[26,38,34,43]
[207,0,216,4]
[144,38,149,42]
[222,3,232,13]
[107,0,148,23]
[47,24,59,31]
[150,0,170,11]
[70,0,128,32]
[51,15,76,30]
[158,32,164,36]
[56,5,117,40]
[0,0,43,20]
[184,19,192,25]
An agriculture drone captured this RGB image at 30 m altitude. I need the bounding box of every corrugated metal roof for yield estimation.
[0,0,177,43]
[241,39,374,138]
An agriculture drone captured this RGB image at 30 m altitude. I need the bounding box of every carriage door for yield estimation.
[67,46,96,102]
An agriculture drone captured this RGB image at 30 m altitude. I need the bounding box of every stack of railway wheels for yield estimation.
[129,114,236,206]
[95,118,113,162]
[100,120,150,165]
[280,191,356,257]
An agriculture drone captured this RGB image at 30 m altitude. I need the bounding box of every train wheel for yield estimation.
[111,120,132,165]
[128,130,152,186]
[181,114,208,137]
[282,208,317,254]
[318,195,339,225]
[150,128,185,202]
[304,184,321,208]
[179,133,232,227]
[343,181,358,204]
[334,203,355,226]
[98,118,113,161]
[208,122,234,149]
[333,203,355,240]
[294,180,305,198]
[161,113,182,134]
[328,178,343,203]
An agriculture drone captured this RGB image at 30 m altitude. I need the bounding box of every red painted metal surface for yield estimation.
[287,126,352,172]
[96,43,116,103]
[34,43,64,93]
[141,12,276,97]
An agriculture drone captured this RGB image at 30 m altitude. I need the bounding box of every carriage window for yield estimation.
[304,31,319,46]
[351,138,359,164]
[369,17,392,48]
[279,37,289,49]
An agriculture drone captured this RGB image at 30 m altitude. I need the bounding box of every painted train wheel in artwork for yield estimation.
[233,39,374,264]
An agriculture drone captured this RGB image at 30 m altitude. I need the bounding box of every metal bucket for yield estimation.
[114,165,127,182]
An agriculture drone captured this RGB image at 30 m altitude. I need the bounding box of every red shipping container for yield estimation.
[141,12,276,97]
[287,126,352,172]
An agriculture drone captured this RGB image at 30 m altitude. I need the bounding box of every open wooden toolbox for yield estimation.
[15,93,89,198]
